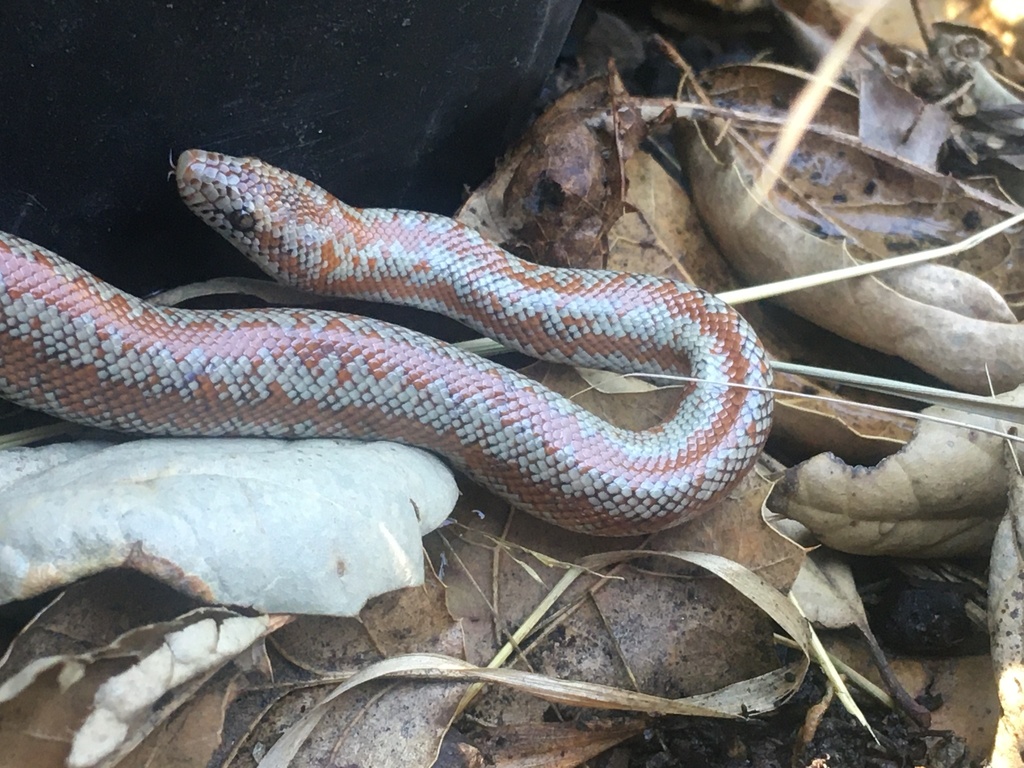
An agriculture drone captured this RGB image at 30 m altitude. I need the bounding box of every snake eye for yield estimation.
[227,208,256,233]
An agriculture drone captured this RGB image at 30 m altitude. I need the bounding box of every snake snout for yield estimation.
[174,148,204,181]
[175,149,266,238]
[176,149,224,214]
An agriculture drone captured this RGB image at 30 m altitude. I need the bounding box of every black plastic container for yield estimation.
[0,0,579,292]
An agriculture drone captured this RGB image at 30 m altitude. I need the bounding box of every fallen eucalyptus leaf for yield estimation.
[0,438,458,614]
[772,389,913,467]
[678,64,1024,394]
[879,263,1017,323]
[768,387,1023,557]
[792,552,869,632]
[460,71,645,271]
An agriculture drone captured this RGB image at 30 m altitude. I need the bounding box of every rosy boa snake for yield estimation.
[0,150,773,535]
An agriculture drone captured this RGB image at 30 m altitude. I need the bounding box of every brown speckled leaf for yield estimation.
[678,64,1024,393]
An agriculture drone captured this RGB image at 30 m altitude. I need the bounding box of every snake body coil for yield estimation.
[0,150,772,534]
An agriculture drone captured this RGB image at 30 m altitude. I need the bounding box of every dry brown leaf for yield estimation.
[605,147,710,284]
[446,720,647,768]
[988,443,1024,767]
[462,69,649,271]
[792,552,865,632]
[769,387,1024,557]
[772,387,914,467]
[223,572,465,768]
[678,63,1024,393]
[0,600,278,768]
[460,78,701,283]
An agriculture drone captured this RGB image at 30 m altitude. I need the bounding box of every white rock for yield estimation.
[0,439,458,615]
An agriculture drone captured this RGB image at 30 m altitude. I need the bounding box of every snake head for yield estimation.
[175,149,335,288]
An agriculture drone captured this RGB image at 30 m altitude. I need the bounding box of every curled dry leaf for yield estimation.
[768,387,1024,557]
[987,444,1024,767]
[461,69,648,271]
[678,64,1024,394]
[0,606,279,768]
[772,386,915,467]
[0,438,458,614]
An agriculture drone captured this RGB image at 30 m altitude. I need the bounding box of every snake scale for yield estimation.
[0,150,773,535]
